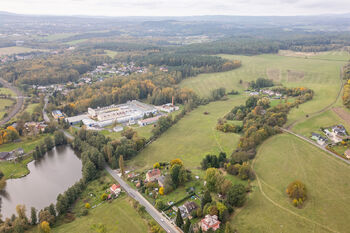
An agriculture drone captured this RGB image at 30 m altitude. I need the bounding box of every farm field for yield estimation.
[0,46,38,55]
[52,196,149,233]
[232,134,350,233]
[180,52,350,128]
[128,95,246,171]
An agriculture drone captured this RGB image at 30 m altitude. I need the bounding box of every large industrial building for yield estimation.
[88,100,157,125]
[65,100,177,129]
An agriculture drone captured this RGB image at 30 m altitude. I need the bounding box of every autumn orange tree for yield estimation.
[286,180,307,208]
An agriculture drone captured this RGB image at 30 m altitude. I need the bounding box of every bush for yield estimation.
[286,180,307,207]
[100,193,108,201]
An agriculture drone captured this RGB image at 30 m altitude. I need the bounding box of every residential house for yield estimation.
[332,125,347,136]
[345,149,350,159]
[110,184,121,196]
[183,201,198,215]
[201,215,221,232]
[158,175,166,187]
[0,152,9,160]
[145,168,161,182]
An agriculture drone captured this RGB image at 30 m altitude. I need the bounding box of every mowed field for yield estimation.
[232,134,350,233]
[180,51,350,127]
[52,196,149,233]
[0,46,38,55]
[128,95,246,170]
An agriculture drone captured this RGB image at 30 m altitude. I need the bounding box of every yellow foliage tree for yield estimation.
[159,187,164,195]
[170,158,183,168]
[153,162,160,169]
[40,221,51,233]
[85,203,91,209]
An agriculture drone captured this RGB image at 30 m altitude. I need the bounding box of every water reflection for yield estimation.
[0,145,82,218]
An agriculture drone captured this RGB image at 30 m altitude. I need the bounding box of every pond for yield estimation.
[0,145,82,218]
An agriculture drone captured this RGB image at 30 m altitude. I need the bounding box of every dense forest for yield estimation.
[0,52,111,85]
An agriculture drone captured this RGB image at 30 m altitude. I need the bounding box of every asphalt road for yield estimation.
[105,166,181,233]
[0,77,24,126]
[43,95,50,123]
[281,128,350,165]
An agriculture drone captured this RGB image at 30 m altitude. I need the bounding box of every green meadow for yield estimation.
[128,95,246,170]
[232,134,350,233]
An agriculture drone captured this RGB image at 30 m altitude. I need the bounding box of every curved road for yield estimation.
[0,78,24,126]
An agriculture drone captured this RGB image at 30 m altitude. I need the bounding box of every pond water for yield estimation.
[0,145,82,218]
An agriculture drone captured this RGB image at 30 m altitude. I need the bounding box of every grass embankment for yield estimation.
[0,135,48,178]
[0,156,33,179]
[232,134,350,233]
[180,52,350,128]
[128,95,245,171]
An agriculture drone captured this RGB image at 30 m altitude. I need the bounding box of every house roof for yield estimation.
[110,184,121,192]
[201,215,220,228]
[0,152,9,159]
[345,149,350,156]
[183,201,198,213]
[147,168,161,178]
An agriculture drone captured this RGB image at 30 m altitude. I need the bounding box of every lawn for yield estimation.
[0,156,33,179]
[180,52,350,128]
[100,124,154,141]
[0,134,48,153]
[232,133,350,233]
[52,196,150,233]
[0,46,38,55]
[104,50,118,58]
[292,109,350,137]
[23,103,40,115]
[0,98,15,119]
[128,95,246,171]
[0,88,16,97]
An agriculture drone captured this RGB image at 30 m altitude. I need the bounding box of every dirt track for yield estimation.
[332,107,350,125]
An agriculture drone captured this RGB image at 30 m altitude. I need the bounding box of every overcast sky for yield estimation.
[1,0,350,16]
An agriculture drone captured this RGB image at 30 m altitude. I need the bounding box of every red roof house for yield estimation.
[145,168,161,182]
[110,184,121,195]
[201,215,221,232]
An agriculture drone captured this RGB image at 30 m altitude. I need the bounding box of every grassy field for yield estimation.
[292,109,350,137]
[100,124,154,140]
[0,88,16,97]
[52,196,149,233]
[0,156,32,179]
[0,135,47,153]
[0,98,15,119]
[180,52,350,127]
[0,46,38,55]
[128,95,246,171]
[105,50,118,58]
[232,134,350,233]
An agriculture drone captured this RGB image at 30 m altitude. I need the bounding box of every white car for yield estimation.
[160,218,164,222]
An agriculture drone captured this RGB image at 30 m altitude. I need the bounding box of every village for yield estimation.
[310,124,350,160]
[113,163,222,232]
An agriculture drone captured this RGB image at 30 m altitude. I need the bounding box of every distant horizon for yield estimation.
[1,10,350,18]
[1,0,350,17]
